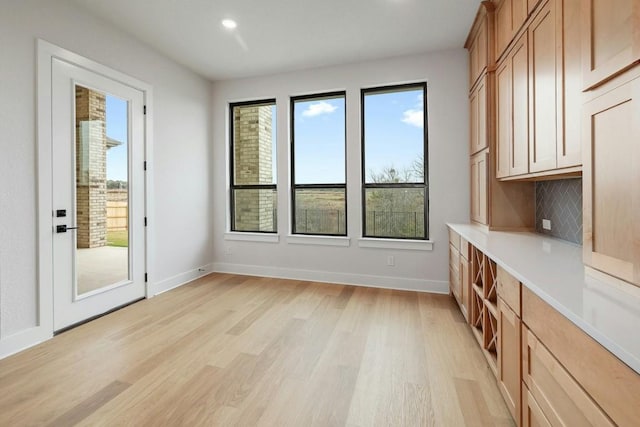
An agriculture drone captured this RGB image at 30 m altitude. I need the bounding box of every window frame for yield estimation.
[360,82,429,240]
[229,98,277,234]
[290,91,348,237]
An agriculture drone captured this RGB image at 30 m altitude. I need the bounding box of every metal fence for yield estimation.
[365,210,424,238]
[294,209,346,235]
[290,209,424,237]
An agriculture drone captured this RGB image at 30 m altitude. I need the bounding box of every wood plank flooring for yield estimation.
[0,273,514,426]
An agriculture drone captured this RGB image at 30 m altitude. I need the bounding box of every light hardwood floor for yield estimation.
[0,273,513,426]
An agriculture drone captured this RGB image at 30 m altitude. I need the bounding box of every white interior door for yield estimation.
[52,58,146,331]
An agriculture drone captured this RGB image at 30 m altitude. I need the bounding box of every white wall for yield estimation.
[212,50,469,291]
[0,0,213,349]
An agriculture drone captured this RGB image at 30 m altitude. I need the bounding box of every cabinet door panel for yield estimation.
[470,76,489,155]
[557,0,583,168]
[460,257,470,321]
[495,0,513,60]
[529,2,558,173]
[511,33,529,175]
[582,0,640,90]
[471,151,489,225]
[583,76,640,285]
[497,299,521,424]
[496,59,512,178]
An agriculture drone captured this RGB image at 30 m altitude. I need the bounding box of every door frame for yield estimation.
[36,39,154,337]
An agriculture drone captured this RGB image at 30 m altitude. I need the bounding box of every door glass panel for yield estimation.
[75,85,129,296]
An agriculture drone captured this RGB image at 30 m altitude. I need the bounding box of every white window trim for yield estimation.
[286,235,350,247]
[358,238,434,251]
[224,232,279,243]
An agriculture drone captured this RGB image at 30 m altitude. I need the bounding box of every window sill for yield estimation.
[286,235,350,247]
[224,232,279,243]
[358,238,434,251]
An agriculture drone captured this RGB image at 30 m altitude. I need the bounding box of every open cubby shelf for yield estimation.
[468,244,499,377]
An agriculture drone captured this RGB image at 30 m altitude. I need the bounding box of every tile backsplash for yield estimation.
[535,178,582,245]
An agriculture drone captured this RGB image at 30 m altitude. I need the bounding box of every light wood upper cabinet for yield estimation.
[582,0,640,90]
[495,0,528,60]
[471,151,489,225]
[469,20,489,89]
[528,1,558,173]
[466,1,494,90]
[583,72,640,287]
[496,32,529,178]
[557,0,583,168]
[470,75,489,155]
[495,0,582,179]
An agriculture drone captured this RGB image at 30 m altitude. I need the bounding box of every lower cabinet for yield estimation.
[497,297,521,424]
[446,228,640,427]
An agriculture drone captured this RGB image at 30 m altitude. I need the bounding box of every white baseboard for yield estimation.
[0,326,52,360]
[212,262,449,294]
[152,263,214,295]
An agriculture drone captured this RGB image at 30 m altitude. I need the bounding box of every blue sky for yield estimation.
[363,89,424,183]
[294,96,346,184]
[292,89,424,184]
[106,95,128,181]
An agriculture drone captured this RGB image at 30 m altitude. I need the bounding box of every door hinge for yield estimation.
[145,273,148,283]
[143,160,147,171]
[144,217,147,227]
[143,105,147,115]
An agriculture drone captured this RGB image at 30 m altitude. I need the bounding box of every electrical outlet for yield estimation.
[225,247,232,255]
[387,255,395,266]
[542,219,551,231]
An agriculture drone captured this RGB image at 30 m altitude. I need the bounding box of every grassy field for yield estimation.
[107,230,128,247]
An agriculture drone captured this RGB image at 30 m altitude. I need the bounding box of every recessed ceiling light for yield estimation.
[222,19,237,30]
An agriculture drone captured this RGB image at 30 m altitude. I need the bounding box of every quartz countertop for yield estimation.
[447,223,640,374]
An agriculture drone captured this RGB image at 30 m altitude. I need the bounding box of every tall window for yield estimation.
[291,92,346,236]
[230,99,277,233]
[362,83,428,239]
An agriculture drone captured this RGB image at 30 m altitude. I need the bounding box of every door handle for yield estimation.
[56,225,79,233]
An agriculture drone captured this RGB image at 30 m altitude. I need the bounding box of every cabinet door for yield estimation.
[471,151,488,225]
[449,243,461,300]
[460,256,470,321]
[495,0,513,60]
[583,75,640,286]
[470,76,488,155]
[528,1,558,173]
[496,58,512,178]
[470,22,489,89]
[511,33,529,175]
[497,298,521,424]
[496,33,529,179]
[582,0,640,90]
[512,0,528,35]
[557,0,583,168]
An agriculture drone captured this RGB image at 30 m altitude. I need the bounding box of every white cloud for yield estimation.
[402,108,424,128]
[302,101,338,117]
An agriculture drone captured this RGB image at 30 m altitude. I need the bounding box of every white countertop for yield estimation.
[447,223,640,374]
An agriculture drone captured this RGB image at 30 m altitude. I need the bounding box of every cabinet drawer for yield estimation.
[522,326,614,426]
[522,383,552,427]
[497,265,521,315]
[522,287,640,426]
[449,243,460,272]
